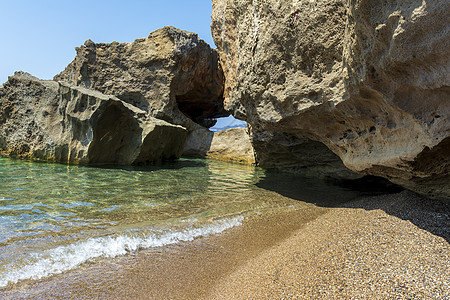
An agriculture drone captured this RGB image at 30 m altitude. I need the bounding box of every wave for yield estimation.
[0,216,243,288]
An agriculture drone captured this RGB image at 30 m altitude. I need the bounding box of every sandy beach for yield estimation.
[2,190,449,299]
[207,191,449,299]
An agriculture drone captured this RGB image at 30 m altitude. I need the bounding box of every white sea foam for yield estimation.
[0,216,243,288]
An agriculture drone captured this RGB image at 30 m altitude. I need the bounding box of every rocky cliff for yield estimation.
[211,0,450,199]
[1,27,228,165]
[55,26,227,130]
[0,72,187,165]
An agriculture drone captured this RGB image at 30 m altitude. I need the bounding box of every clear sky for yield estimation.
[0,0,245,128]
[0,0,215,82]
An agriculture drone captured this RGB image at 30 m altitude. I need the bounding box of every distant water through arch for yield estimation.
[210,116,247,132]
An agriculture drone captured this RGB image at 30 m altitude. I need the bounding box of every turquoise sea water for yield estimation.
[0,157,359,288]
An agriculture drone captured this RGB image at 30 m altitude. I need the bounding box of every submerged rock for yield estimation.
[0,72,187,165]
[211,0,450,199]
[55,26,228,131]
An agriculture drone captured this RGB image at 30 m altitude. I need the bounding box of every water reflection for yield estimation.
[1,156,379,285]
[0,159,273,259]
[0,157,373,251]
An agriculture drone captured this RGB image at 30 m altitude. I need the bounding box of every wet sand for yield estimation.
[2,191,449,299]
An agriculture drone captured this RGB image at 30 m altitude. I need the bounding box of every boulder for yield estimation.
[182,126,214,157]
[206,127,256,164]
[55,26,228,131]
[0,72,187,165]
[211,0,450,199]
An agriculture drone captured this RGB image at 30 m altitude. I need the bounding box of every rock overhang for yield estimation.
[211,0,450,200]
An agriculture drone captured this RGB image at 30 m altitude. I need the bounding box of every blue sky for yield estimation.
[0,0,214,82]
[0,0,245,128]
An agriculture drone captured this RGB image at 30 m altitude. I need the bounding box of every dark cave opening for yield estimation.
[175,89,229,128]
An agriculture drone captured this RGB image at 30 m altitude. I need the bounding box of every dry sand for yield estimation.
[206,191,449,299]
[2,191,449,299]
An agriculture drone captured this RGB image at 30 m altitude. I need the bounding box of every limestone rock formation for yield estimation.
[212,0,450,199]
[0,72,187,165]
[182,126,255,165]
[251,130,360,179]
[207,127,256,164]
[182,126,214,157]
[55,26,228,131]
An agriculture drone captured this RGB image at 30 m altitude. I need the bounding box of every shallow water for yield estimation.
[0,157,360,288]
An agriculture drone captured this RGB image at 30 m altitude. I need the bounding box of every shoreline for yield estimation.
[2,191,449,299]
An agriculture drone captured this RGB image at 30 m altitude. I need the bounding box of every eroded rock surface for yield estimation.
[182,126,214,158]
[55,26,228,131]
[0,72,187,165]
[252,130,360,179]
[207,127,256,164]
[212,0,450,199]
